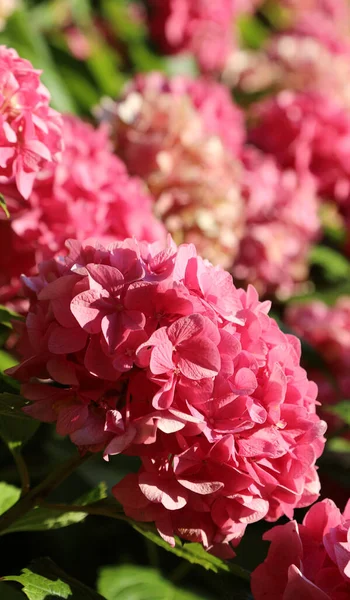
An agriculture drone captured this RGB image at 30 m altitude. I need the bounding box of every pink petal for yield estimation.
[70,289,105,333]
[150,340,174,374]
[48,324,88,354]
[229,368,257,396]
[56,402,89,436]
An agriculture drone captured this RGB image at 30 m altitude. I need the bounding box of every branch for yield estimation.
[0,452,92,534]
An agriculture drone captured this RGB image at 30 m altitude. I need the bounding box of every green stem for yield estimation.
[12,451,30,496]
[0,452,91,534]
[39,501,128,521]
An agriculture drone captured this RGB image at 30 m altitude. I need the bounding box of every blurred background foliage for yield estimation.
[0,1,349,599]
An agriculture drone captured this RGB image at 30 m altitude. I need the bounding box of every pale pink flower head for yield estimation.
[233,148,320,297]
[9,235,326,554]
[249,90,350,206]
[251,498,350,600]
[99,74,244,268]
[122,72,245,157]
[0,45,63,199]
[0,114,165,306]
[263,33,350,109]
[286,298,350,434]
[146,0,256,72]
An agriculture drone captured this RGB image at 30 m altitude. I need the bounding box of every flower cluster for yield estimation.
[249,90,350,207]
[0,114,165,306]
[286,299,350,434]
[233,148,320,297]
[146,0,262,72]
[99,74,244,268]
[9,236,326,555]
[251,498,350,599]
[0,45,63,199]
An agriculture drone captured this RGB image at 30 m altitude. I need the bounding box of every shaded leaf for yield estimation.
[0,304,22,327]
[310,246,350,282]
[0,482,21,516]
[0,393,40,452]
[98,564,202,600]
[2,482,108,535]
[327,437,350,452]
[326,401,350,425]
[2,557,104,600]
[131,523,249,580]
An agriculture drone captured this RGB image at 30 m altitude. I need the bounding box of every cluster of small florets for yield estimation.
[286,298,350,435]
[251,498,350,599]
[0,45,63,199]
[0,114,165,307]
[249,90,350,206]
[99,73,244,268]
[10,236,326,556]
[233,148,320,297]
[145,0,263,72]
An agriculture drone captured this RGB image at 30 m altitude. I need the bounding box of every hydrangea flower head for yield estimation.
[0,45,63,199]
[249,90,350,206]
[251,498,350,599]
[146,0,262,72]
[9,235,326,555]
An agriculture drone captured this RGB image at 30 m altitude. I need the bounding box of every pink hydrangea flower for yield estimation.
[97,74,244,268]
[264,33,350,108]
[9,235,326,555]
[0,45,63,199]
[249,90,350,206]
[251,498,350,600]
[232,148,320,297]
[286,298,350,435]
[119,72,245,157]
[0,114,165,306]
[146,0,261,72]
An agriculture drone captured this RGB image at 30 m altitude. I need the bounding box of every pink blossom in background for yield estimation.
[0,45,63,199]
[251,498,350,600]
[233,148,320,297]
[280,0,350,37]
[9,236,326,555]
[249,90,350,206]
[122,72,245,157]
[265,34,350,108]
[0,114,165,306]
[98,74,244,268]
[146,0,262,72]
[286,299,350,434]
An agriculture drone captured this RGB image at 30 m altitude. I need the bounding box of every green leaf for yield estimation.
[0,193,9,218]
[326,401,350,425]
[0,304,22,327]
[131,523,249,580]
[238,15,269,49]
[98,564,202,600]
[309,246,350,282]
[0,349,18,371]
[0,482,21,516]
[2,557,104,600]
[0,393,40,452]
[328,437,350,452]
[2,482,108,535]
